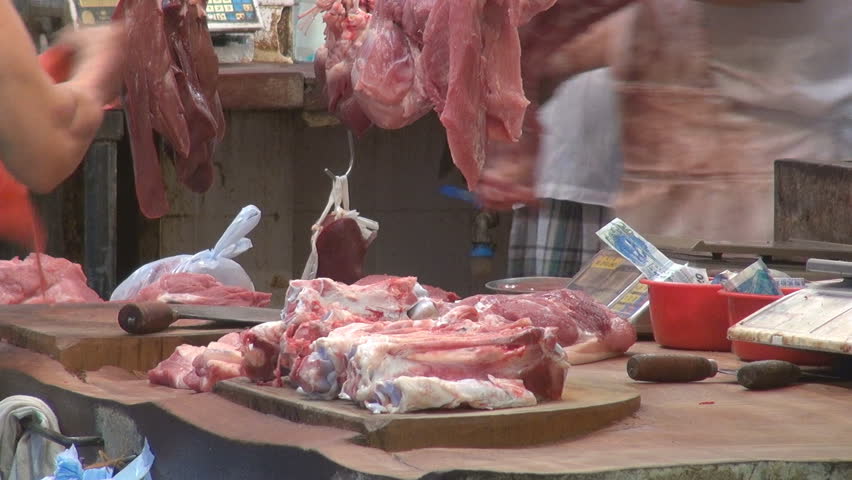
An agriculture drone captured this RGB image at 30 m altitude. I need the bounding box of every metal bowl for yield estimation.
[485,276,572,294]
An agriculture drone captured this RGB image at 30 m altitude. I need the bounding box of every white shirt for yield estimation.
[535,68,623,207]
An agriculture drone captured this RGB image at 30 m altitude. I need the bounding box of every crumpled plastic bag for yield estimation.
[41,439,154,480]
[301,175,378,284]
[110,205,261,301]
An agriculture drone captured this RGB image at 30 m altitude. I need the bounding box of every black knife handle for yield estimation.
[737,360,802,390]
[627,354,719,383]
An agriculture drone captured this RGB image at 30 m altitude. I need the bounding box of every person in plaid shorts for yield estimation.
[508,68,622,278]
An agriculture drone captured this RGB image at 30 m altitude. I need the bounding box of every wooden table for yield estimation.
[1,341,850,479]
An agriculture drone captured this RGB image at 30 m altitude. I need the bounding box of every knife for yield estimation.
[118,302,281,335]
[626,353,843,390]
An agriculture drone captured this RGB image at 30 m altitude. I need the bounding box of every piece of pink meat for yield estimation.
[132,272,272,307]
[148,332,244,392]
[0,254,102,305]
[458,289,637,364]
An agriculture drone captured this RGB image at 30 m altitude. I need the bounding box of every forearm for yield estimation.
[0,79,104,194]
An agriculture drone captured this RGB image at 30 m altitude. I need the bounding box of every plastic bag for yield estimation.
[41,439,154,480]
[301,175,378,282]
[110,205,261,301]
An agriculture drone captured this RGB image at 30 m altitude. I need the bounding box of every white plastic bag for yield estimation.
[301,175,378,280]
[110,205,262,301]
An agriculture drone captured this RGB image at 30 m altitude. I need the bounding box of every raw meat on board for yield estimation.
[132,273,271,307]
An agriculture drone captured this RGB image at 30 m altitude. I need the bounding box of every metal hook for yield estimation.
[324,130,355,180]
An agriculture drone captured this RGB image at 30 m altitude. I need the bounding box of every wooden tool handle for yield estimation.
[118,302,179,335]
[627,354,718,382]
[737,360,802,390]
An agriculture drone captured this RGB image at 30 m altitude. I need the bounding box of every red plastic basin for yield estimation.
[720,288,833,366]
[641,279,731,351]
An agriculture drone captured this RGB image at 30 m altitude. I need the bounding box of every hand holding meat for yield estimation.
[55,24,127,107]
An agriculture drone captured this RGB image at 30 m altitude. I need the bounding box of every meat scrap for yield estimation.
[113,0,225,219]
[0,254,102,305]
[132,272,272,307]
[148,332,243,392]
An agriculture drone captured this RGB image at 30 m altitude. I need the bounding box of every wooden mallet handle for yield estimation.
[627,353,719,383]
[737,360,802,390]
[118,302,179,335]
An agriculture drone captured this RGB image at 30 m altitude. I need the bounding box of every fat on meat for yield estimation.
[132,272,272,307]
[457,289,637,364]
[113,0,225,218]
[0,254,102,305]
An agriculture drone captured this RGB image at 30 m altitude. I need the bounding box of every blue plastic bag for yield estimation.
[42,440,154,480]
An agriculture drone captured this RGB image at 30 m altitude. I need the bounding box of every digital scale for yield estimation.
[728,258,852,356]
[66,0,262,31]
[566,248,651,333]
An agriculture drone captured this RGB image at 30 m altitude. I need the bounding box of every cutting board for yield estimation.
[728,288,852,355]
[214,376,640,452]
[0,304,240,372]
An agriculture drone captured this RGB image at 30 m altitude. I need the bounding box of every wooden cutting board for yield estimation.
[0,304,240,372]
[214,376,640,452]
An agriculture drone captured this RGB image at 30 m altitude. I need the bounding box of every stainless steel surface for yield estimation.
[486,276,571,294]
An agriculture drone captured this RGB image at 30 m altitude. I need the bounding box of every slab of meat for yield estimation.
[291,312,570,413]
[456,289,637,364]
[311,0,557,189]
[132,272,271,307]
[314,216,373,284]
[0,254,102,305]
[149,332,243,392]
[303,175,378,285]
[311,0,640,190]
[113,0,225,218]
[240,320,288,383]
[148,344,206,390]
[238,276,426,384]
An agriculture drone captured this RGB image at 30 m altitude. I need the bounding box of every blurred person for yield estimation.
[509,67,622,278]
[478,0,851,244]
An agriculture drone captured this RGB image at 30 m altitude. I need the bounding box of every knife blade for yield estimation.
[118,302,281,335]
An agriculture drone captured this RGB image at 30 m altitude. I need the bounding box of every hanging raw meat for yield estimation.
[308,0,636,190]
[301,173,378,285]
[112,0,225,218]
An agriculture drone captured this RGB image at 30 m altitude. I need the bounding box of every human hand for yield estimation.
[55,23,127,106]
[475,117,541,211]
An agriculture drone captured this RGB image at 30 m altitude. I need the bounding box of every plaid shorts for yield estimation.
[508,199,613,278]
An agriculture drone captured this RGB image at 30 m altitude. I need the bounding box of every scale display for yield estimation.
[206,0,262,32]
[68,0,117,26]
[67,0,262,31]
